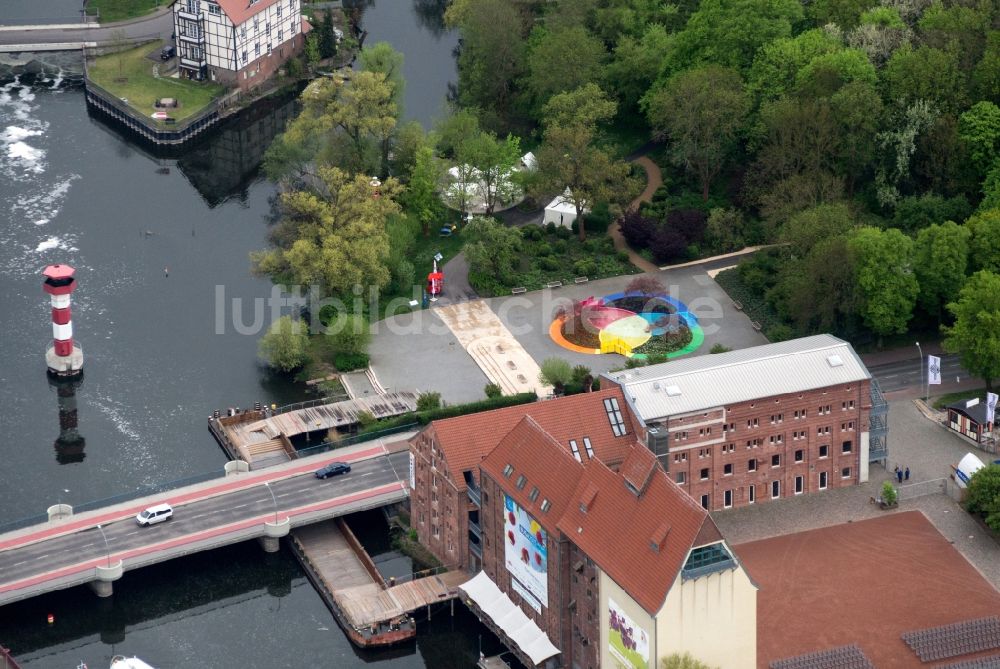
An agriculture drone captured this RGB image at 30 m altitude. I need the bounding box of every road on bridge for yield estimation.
[0,449,409,605]
[0,9,173,48]
[867,353,971,395]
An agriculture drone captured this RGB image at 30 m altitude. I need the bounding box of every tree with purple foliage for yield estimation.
[619,210,658,249]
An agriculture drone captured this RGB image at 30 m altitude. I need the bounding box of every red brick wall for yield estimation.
[567,543,600,669]
[215,34,304,91]
[479,471,576,666]
[626,381,872,511]
[409,428,467,570]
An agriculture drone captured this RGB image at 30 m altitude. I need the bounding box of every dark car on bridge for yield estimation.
[315,462,351,479]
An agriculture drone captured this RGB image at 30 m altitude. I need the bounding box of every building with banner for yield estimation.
[600,335,887,511]
[409,392,757,668]
[946,397,995,445]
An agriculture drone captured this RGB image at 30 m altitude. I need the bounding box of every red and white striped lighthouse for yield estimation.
[42,264,84,377]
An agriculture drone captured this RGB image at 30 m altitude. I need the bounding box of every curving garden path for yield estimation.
[609,155,662,273]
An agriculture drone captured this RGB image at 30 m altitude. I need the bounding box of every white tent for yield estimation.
[543,188,586,228]
[520,151,537,171]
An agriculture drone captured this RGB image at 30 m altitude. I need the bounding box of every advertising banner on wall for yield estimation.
[609,597,650,669]
[409,452,415,490]
[503,494,548,608]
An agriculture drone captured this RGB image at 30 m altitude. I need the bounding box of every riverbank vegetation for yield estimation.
[87,41,223,122]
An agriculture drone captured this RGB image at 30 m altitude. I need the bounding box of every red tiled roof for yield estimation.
[480,416,584,534]
[619,444,657,494]
[415,389,639,492]
[557,458,719,615]
[217,0,283,27]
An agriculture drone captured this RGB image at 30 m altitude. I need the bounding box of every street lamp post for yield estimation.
[96,524,111,568]
[264,481,278,525]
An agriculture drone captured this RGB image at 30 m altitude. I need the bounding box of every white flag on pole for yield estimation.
[927,355,942,385]
[987,392,998,425]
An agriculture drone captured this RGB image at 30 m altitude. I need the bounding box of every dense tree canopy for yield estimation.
[943,270,1000,391]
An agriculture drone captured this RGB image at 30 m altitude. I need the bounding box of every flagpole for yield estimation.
[916,342,924,403]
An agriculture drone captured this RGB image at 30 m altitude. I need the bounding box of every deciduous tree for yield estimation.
[526,25,606,107]
[535,84,634,241]
[943,270,1000,391]
[404,146,444,236]
[913,221,970,321]
[259,316,310,372]
[463,217,522,285]
[959,101,1000,178]
[252,168,402,298]
[645,65,748,202]
[965,208,1000,273]
[848,226,919,344]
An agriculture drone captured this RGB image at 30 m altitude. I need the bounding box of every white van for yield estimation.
[135,503,173,526]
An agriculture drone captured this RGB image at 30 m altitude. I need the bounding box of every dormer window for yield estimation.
[569,440,581,462]
[502,464,514,478]
[528,486,539,502]
[583,437,594,459]
[515,474,527,490]
[540,499,551,513]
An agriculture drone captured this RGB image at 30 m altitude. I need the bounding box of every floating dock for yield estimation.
[290,519,466,647]
[208,392,418,467]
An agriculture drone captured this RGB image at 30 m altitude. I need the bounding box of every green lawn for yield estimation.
[88,42,225,124]
[87,0,162,23]
[932,388,988,410]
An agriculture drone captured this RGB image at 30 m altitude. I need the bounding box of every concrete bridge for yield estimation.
[0,440,410,606]
[0,7,173,53]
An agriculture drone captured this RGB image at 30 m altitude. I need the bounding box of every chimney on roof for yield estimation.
[650,522,670,553]
[579,483,598,513]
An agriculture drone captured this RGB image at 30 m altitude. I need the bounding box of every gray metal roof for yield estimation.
[603,335,872,422]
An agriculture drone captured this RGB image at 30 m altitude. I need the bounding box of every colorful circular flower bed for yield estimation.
[549,291,703,359]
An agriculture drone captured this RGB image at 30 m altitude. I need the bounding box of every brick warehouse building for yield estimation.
[408,389,640,574]
[600,334,889,511]
[409,392,757,668]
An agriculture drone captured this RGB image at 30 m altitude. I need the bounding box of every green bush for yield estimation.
[551,239,568,254]
[965,464,1000,530]
[484,382,503,398]
[545,222,558,234]
[573,259,597,276]
[523,225,544,241]
[710,344,733,354]
[616,250,630,262]
[417,391,442,411]
[539,256,561,271]
[765,324,795,342]
[881,481,898,506]
[534,242,554,256]
[334,351,370,371]
[356,410,376,428]
[555,226,572,239]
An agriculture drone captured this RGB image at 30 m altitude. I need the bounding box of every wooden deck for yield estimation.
[210,392,418,467]
[291,519,468,645]
[340,569,469,627]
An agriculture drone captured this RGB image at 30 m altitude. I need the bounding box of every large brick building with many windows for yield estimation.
[600,334,888,511]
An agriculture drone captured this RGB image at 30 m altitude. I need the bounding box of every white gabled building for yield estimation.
[173,0,308,91]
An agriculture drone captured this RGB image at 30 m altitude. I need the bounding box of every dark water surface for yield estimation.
[0,3,484,668]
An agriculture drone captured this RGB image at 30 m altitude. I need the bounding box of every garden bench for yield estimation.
[545,281,563,289]
[751,321,762,331]
[574,276,589,284]
[511,287,527,295]
[732,300,743,311]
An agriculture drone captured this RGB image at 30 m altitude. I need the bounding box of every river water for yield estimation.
[0,4,495,668]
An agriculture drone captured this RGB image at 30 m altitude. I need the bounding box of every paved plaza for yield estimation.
[369,266,768,404]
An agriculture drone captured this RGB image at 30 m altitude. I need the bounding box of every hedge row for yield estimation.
[358,392,538,435]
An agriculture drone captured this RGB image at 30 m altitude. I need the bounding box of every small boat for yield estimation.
[109,657,156,669]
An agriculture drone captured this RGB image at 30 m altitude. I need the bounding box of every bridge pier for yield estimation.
[224,460,249,477]
[259,518,290,553]
[91,561,123,598]
[47,504,73,521]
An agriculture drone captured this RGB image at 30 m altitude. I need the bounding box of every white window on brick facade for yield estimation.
[842,467,852,478]
[676,471,686,485]
[771,480,780,498]
[794,475,803,494]
[819,444,829,458]
[749,485,756,504]
[700,467,709,480]
[819,471,829,489]
[724,463,733,476]
[723,489,733,508]
[748,458,757,472]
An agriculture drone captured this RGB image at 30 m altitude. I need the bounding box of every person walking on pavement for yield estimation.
[904,466,910,481]
[897,468,904,484]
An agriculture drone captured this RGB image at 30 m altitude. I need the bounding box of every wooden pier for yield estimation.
[208,392,418,467]
[290,519,467,647]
